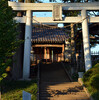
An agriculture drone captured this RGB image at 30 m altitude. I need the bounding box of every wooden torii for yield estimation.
[8,1,99,80]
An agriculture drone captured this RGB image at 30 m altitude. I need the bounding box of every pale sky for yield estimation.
[91,44,99,52]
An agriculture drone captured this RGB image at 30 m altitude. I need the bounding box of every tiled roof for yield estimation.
[32,26,70,43]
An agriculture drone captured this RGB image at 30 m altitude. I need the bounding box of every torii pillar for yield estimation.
[23,10,32,79]
[81,10,92,71]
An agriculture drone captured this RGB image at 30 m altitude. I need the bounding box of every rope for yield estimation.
[25,14,89,30]
[32,18,58,28]
[32,16,89,29]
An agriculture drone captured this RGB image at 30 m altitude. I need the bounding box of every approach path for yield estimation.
[39,62,89,100]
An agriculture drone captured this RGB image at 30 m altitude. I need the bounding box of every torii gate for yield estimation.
[8,1,99,80]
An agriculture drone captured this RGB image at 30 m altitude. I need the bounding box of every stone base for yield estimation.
[18,78,31,81]
[78,72,84,78]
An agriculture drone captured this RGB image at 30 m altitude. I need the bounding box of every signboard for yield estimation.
[53,5,62,21]
[23,91,31,100]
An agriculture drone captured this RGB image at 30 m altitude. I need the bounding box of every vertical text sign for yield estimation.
[53,5,62,21]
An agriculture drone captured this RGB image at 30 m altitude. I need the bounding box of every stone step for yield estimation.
[41,81,80,85]
[40,87,83,90]
[40,98,89,100]
[40,84,82,88]
[40,91,88,97]
[40,88,84,93]
[40,95,90,100]
[40,83,82,90]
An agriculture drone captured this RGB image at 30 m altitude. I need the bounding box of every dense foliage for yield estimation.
[0,0,22,81]
[83,63,99,100]
[83,63,99,83]
[89,74,99,90]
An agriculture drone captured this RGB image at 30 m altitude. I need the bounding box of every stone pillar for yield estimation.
[62,44,64,61]
[51,49,53,62]
[46,48,47,60]
[47,48,50,59]
[81,10,92,71]
[44,47,46,59]
[23,10,32,79]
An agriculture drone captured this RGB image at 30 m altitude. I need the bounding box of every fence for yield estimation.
[91,51,99,64]
[91,51,99,55]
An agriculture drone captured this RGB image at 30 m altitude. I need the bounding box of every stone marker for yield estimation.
[23,91,31,100]
[78,72,84,78]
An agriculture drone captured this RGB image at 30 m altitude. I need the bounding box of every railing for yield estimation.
[61,62,73,81]
[91,51,99,60]
[91,51,99,65]
[91,51,99,55]
[37,61,40,100]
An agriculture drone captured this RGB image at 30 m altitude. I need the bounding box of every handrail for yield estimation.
[37,57,40,100]
[61,62,73,82]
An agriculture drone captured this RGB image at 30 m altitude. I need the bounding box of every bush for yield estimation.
[92,60,99,66]
[83,69,93,83]
[83,66,99,84]
[83,63,99,100]
[89,74,99,90]
[92,91,99,100]
[94,63,99,68]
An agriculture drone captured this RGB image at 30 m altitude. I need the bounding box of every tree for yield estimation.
[0,0,22,81]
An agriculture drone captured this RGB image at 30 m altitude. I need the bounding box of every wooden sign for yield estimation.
[53,5,62,21]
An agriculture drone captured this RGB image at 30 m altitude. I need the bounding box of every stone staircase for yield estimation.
[39,62,89,100]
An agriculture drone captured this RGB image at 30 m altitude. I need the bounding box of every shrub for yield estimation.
[83,66,99,83]
[93,63,99,68]
[83,63,99,100]
[89,74,99,90]
[92,60,99,67]
[83,69,93,83]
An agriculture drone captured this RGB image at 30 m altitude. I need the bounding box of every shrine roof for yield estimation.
[32,26,70,43]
